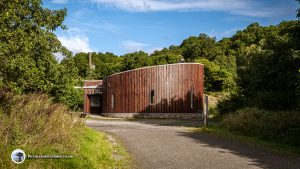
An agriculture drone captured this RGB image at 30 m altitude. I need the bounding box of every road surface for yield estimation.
[86,119,300,169]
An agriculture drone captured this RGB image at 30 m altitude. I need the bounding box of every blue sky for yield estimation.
[43,0,299,59]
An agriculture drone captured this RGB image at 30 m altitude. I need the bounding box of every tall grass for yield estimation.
[0,91,131,168]
[0,91,83,168]
[222,107,300,146]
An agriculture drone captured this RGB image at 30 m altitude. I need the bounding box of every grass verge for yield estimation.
[188,124,300,157]
[3,127,131,169]
[0,92,131,169]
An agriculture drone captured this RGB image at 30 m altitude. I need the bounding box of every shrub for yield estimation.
[0,91,83,168]
[249,91,296,110]
[222,107,300,145]
[217,94,246,115]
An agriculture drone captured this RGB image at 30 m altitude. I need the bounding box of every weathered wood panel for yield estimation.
[102,63,204,113]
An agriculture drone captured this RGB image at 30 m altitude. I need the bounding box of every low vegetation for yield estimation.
[222,107,299,146]
[193,106,300,156]
[0,92,130,168]
[191,124,300,156]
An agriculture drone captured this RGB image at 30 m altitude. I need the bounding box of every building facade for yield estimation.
[83,63,204,118]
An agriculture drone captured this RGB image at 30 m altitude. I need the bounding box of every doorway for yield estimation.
[89,95,102,114]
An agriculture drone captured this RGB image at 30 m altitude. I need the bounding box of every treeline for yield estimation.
[0,0,299,112]
[65,20,300,111]
[68,33,236,93]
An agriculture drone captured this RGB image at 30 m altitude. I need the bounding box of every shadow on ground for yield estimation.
[126,118,203,128]
[130,119,300,169]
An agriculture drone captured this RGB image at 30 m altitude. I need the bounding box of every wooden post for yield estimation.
[204,95,209,127]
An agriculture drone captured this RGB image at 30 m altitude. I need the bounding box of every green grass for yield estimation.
[75,127,131,169]
[0,93,131,169]
[5,127,131,169]
[188,124,300,157]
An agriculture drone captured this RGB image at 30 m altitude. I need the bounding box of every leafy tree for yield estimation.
[181,33,218,61]
[0,0,69,92]
[195,58,235,92]
[72,52,89,78]
[151,53,181,65]
[93,52,123,78]
[69,52,123,79]
[226,21,300,110]
[0,0,84,110]
[121,51,153,71]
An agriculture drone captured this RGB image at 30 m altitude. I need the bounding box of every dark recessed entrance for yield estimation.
[89,95,102,114]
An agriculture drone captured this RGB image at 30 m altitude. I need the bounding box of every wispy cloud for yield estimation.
[208,27,243,39]
[121,40,149,53]
[88,0,283,17]
[51,0,68,4]
[57,28,93,54]
[147,47,163,54]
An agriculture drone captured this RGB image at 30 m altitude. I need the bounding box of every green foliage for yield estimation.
[71,52,90,78]
[0,0,69,91]
[234,21,300,110]
[70,52,123,79]
[150,46,183,65]
[151,48,182,65]
[222,107,300,146]
[181,33,218,61]
[217,94,246,115]
[94,53,123,79]
[0,0,84,110]
[121,51,153,71]
[195,58,236,92]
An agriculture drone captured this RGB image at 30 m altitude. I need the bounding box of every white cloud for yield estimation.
[52,0,68,4]
[221,27,242,36]
[208,27,243,39]
[88,0,279,17]
[58,28,92,54]
[121,40,149,52]
[147,47,163,54]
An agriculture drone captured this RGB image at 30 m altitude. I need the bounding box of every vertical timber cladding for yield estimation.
[103,63,204,114]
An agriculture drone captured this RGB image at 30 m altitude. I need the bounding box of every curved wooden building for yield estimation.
[84,63,204,119]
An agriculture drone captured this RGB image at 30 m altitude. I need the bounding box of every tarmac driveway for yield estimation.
[86,119,300,169]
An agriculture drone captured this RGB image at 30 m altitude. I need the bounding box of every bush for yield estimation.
[249,91,296,110]
[0,91,83,168]
[217,94,246,115]
[222,107,300,145]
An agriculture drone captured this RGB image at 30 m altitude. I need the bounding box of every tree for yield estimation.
[0,0,69,93]
[195,58,235,92]
[150,46,182,65]
[234,21,300,110]
[121,51,153,71]
[181,34,218,61]
[0,0,85,110]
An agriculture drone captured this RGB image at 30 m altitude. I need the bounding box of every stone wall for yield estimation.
[100,113,203,119]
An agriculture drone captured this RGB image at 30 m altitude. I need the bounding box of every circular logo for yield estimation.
[11,149,26,164]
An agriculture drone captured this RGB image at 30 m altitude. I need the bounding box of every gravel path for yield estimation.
[86,119,300,169]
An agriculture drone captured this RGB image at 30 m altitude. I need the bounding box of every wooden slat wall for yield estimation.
[102,63,204,113]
